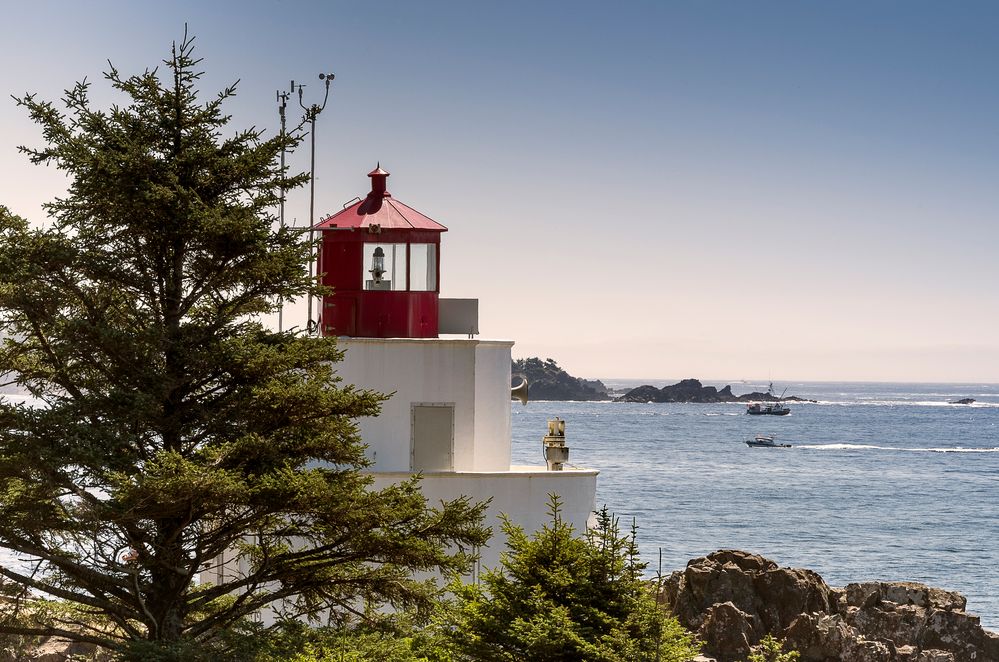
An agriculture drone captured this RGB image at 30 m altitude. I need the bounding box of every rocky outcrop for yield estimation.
[617,379,815,404]
[949,398,975,405]
[511,358,609,401]
[662,550,998,662]
[664,550,836,640]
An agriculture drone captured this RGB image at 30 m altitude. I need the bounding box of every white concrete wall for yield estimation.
[330,337,600,572]
[472,343,512,471]
[201,467,598,593]
[335,338,514,472]
[370,467,599,572]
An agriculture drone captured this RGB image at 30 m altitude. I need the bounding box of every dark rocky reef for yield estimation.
[619,379,736,403]
[949,398,975,405]
[617,378,814,404]
[511,357,609,401]
[663,549,998,662]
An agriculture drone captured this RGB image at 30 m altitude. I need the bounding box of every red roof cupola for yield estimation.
[368,164,390,197]
[315,166,447,338]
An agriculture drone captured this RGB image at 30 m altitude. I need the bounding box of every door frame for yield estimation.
[410,402,455,471]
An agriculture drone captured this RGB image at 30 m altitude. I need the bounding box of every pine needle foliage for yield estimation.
[0,32,488,660]
[250,616,440,662]
[434,495,701,662]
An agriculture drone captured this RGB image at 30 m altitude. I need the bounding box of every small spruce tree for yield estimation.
[0,31,488,660]
[746,635,800,662]
[433,495,701,662]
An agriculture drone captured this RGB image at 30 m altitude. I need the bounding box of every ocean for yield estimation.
[511,380,999,630]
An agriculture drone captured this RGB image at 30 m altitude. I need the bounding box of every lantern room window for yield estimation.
[362,242,437,292]
[363,243,407,291]
[409,243,437,292]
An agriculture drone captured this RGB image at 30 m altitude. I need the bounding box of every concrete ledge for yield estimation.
[368,468,599,571]
[367,466,599,477]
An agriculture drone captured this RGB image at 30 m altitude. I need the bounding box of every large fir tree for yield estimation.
[0,33,488,660]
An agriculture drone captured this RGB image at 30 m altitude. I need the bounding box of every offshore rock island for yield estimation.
[617,378,814,404]
[512,358,611,401]
[512,358,815,404]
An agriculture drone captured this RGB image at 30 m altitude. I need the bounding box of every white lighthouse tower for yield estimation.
[313,167,598,570]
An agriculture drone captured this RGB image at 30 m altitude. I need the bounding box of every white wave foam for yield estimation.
[921,447,999,453]
[809,400,999,408]
[796,443,999,453]
[796,443,885,450]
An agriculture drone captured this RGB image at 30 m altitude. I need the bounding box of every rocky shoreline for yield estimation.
[662,550,998,662]
[7,549,994,660]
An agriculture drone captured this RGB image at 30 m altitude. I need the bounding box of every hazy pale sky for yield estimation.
[2,1,998,382]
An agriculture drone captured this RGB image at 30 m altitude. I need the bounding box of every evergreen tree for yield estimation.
[434,496,701,662]
[251,616,444,662]
[746,635,800,662]
[0,32,488,660]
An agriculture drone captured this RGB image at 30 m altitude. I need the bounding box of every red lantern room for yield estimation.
[314,166,447,338]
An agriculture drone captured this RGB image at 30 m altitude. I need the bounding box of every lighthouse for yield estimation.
[314,166,444,339]
[314,167,598,570]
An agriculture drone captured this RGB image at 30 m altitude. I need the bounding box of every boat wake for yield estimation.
[811,400,999,408]
[796,443,999,453]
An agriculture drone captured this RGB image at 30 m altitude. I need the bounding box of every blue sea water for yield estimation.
[511,380,999,630]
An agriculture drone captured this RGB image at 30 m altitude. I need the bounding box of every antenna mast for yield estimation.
[276,88,290,332]
[292,72,334,335]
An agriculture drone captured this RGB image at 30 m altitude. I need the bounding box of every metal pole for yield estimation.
[307,113,317,333]
[277,90,289,332]
[294,73,333,335]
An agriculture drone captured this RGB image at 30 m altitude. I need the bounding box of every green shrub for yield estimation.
[746,634,800,662]
[430,495,701,661]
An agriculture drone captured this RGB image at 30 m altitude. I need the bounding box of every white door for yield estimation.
[411,404,454,471]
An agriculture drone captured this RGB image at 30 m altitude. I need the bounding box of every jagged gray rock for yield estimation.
[662,550,998,662]
[664,549,835,639]
[699,601,756,660]
[784,612,895,661]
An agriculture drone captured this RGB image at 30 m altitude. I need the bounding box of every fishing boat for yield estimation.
[745,434,792,448]
[746,382,790,416]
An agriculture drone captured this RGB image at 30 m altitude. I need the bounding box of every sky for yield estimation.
[2,1,999,382]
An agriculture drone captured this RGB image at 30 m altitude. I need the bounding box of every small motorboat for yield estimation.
[745,434,792,448]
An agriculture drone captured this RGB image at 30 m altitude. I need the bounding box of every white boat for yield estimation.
[746,382,791,416]
[745,434,792,448]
